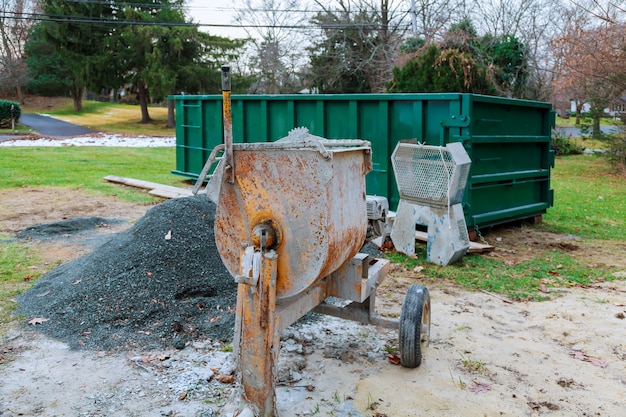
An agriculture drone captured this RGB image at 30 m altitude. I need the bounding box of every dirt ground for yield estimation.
[1,187,626,417]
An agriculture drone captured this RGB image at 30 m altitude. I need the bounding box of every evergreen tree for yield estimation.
[24,24,74,97]
[37,0,114,111]
[389,18,528,97]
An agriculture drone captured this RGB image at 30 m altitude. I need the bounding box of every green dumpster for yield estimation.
[172,93,555,231]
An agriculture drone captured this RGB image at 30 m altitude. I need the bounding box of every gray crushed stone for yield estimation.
[17,217,124,238]
[17,195,237,351]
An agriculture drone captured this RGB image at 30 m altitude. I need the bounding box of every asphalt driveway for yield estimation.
[17,114,97,137]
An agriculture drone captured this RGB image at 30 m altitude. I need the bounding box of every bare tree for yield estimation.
[551,1,626,131]
[408,0,465,43]
[308,0,407,93]
[462,0,567,100]
[0,0,39,102]
[568,0,626,23]
[235,0,310,93]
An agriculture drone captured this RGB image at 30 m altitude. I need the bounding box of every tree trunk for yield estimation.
[137,79,152,123]
[72,87,83,112]
[592,114,601,137]
[589,100,607,137]
[16,85,24,105]
[166,96,175,129]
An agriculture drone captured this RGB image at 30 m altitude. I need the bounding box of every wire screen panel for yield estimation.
[392,144,456,206]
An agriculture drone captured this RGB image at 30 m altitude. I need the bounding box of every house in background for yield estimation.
[570,95,626,118]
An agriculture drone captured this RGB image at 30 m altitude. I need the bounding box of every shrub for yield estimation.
[552,129,584,155]
[0,100,21,128]
[606,131,626,176]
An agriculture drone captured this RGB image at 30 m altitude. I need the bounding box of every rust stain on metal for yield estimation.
[215,144,370,300]
[213,139,378,416]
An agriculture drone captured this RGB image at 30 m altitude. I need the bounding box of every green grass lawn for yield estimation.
[556,115,622,128]
[46,101,173,135]
[0,240,49,329]
[0,147,187,203]
[13,99,174,136]
[544,155,625,239]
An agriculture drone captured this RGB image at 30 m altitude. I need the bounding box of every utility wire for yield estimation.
[0,11,402,30]
[59,0,410,14]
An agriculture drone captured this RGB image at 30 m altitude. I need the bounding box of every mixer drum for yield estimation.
[213,140,372,300]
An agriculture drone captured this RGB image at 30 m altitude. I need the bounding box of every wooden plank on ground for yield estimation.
[414,230,494,253]
[104,175,193,198]
[148,188,192,199]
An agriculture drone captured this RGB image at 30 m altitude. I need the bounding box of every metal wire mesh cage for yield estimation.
[391,142,471,207]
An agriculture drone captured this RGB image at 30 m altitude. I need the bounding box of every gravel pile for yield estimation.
[17,196,237,351]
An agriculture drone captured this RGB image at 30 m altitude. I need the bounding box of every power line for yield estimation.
[59,0,411,14]
[0,11,402,31]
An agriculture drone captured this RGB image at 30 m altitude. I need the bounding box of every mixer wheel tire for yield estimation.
[399,284,431,368]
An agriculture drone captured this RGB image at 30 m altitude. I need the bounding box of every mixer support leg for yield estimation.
[235,250,279,416]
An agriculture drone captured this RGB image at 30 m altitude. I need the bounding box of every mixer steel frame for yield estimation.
[233,250,392,415]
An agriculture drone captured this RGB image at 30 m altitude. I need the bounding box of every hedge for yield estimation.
[0,100,21,128]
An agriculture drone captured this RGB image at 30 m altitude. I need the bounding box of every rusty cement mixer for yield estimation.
[193,66,431,416]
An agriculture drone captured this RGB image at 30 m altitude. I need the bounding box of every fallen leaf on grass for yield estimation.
[28,317,49,325]
[569,350,608,368]
[539,283,548,293]
[387,353,401,365]
[215,374,235,384]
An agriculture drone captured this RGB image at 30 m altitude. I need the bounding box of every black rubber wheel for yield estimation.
[399,284,431,368]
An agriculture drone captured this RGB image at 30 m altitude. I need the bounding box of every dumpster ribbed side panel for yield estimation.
[173,97,223,178]
[172,93,554,230]
[460,96,554,229]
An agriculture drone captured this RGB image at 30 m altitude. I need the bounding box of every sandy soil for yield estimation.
[1,187,626,417]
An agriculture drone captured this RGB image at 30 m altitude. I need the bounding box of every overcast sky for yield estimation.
[186,0,248,38]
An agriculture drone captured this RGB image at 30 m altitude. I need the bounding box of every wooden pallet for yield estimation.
[104,175,193,199]
[414,230,494,254]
